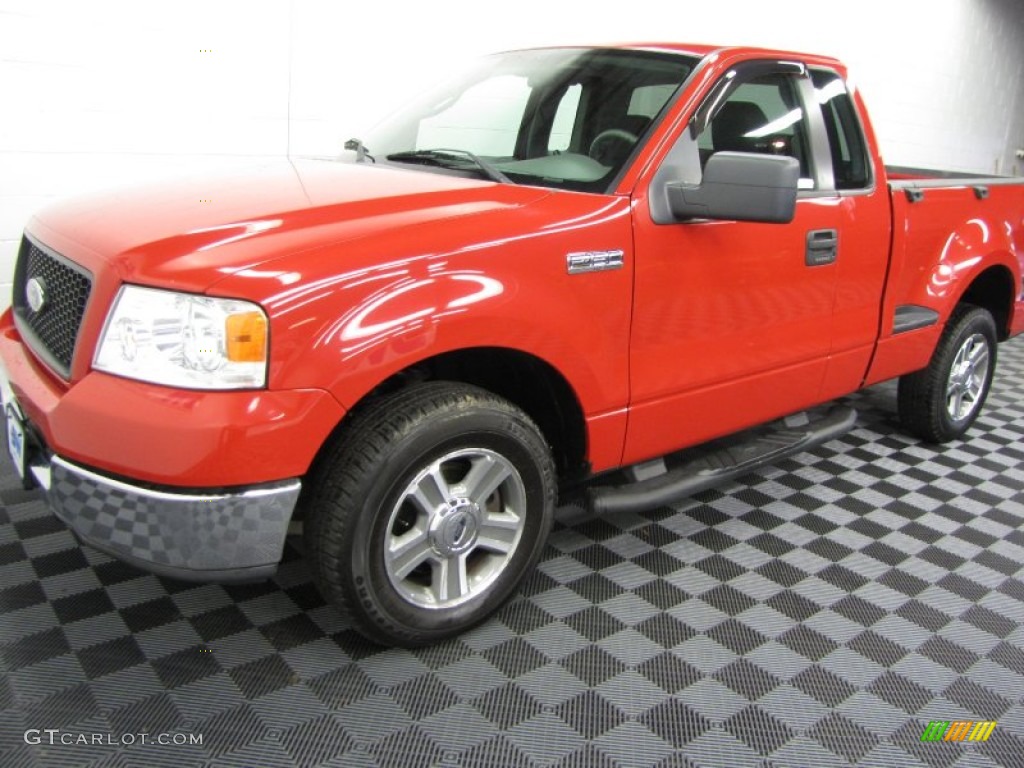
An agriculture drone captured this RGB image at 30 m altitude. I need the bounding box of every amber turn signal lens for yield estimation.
[225,311,267,363]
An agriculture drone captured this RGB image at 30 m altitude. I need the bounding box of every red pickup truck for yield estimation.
[3,43,1023,646]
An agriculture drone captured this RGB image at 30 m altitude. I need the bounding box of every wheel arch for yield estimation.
[955,264,1016,340]
[312,346,589,493]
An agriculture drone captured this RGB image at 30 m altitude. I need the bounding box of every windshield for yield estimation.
[357,48,698,193]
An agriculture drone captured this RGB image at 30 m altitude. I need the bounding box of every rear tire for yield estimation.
[897,304,997,443]
[304,382,555,647]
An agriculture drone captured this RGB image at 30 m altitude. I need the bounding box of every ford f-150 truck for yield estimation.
[2,43,1023,646]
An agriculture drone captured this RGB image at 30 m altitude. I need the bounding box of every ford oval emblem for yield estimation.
[26,277,46,313]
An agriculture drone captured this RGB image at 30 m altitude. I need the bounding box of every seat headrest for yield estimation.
[711,102,768,153]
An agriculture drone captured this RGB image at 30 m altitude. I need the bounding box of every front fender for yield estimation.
[311,268,628,417]
[213,192,635,424]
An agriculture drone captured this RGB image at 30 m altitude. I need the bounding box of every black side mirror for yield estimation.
[667,152,799,224]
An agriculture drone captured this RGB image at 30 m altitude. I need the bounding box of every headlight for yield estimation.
[94,285,268,389]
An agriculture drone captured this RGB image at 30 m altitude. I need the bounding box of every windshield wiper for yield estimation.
[385,149,511,184]
[344,138,375,163]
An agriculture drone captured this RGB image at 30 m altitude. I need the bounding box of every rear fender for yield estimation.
[884,190,1020,336]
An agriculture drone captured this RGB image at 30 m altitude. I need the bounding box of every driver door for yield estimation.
[623,61,842,464]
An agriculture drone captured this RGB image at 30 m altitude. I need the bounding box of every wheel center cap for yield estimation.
[430,498,481,556]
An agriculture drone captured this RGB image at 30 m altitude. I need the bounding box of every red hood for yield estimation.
[29,159,551,293]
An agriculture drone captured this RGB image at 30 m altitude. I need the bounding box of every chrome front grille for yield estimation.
[12,235,93,378]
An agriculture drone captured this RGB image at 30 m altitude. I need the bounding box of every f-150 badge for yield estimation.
[566,250,624,274]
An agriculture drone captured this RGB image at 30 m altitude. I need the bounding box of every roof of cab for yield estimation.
[616,42,843,67]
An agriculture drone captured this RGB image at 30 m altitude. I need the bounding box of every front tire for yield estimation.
[897,304,997,443]
[304,382,555,647]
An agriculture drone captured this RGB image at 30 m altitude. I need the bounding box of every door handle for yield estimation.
[805,229,838,266]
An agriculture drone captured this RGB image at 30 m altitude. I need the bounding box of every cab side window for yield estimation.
[811,70,871,189]
[698,73,814,189]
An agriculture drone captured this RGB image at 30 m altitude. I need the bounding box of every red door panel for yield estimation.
[624,196,840,464]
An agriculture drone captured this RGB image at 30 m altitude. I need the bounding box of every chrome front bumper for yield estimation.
[42,456,301,582]
[0,355,301,583]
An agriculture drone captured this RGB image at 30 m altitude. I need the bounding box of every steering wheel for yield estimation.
[588,129,639,165]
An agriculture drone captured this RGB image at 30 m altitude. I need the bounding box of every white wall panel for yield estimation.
[0,0,1022,311]
[0,0,292,307]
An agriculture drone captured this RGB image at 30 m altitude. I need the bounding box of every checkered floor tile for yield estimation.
[3,339,1024,767]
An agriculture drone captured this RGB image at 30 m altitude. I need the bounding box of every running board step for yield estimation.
[588,407,857,515]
